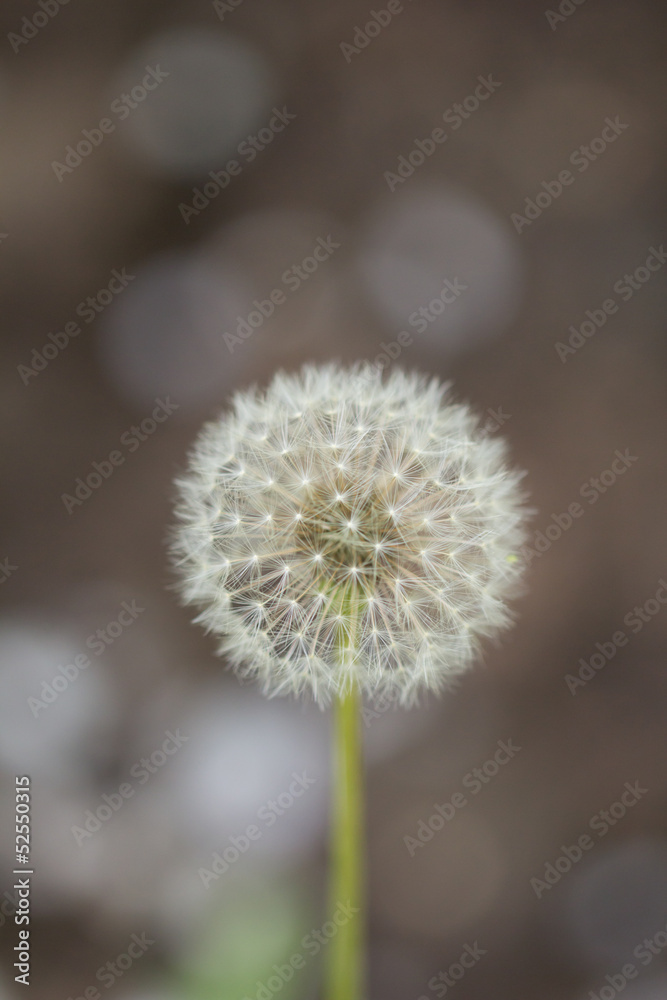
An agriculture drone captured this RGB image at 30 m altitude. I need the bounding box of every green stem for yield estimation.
[325,683,364,1000]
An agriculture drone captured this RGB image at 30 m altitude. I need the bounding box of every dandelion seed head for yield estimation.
[171,364,529,705]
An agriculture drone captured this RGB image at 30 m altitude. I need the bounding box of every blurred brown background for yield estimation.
[1,1,666,997]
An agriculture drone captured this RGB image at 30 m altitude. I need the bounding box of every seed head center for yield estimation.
[295,487,399,585]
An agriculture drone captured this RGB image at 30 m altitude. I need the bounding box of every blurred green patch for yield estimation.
[177,876,312,1000]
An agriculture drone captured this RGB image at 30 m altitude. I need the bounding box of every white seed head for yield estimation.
[171,364,529,705]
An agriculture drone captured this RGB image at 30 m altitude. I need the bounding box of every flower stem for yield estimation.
[325,683,364,1000]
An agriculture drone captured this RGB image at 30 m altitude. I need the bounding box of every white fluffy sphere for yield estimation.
[172,365,528,704]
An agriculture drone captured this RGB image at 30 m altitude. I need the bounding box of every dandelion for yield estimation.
[172,363,527,704]
[171,363,529,1000]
